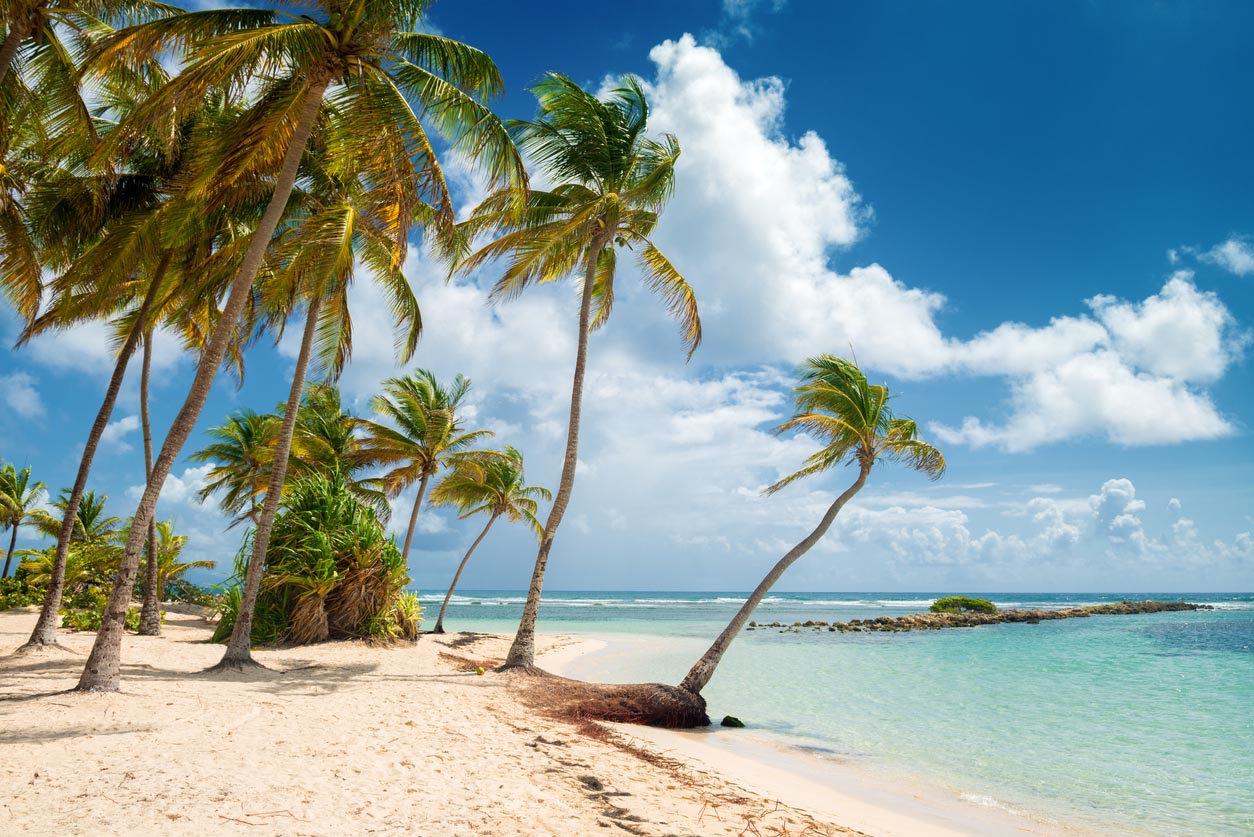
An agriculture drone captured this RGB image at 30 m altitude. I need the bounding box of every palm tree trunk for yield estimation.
[0,12,35,87]
[20,260,167,652]
[677,464,870,695]
[502,235,606,669]
[433,514,497,633]
[3,525,17,578]
[76,77,329,691]
[400,472,432,562]
[216,294,322,668]
[137,329,161,636]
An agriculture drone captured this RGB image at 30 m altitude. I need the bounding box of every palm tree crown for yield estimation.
[767,354,946,495]
[430,446,550,535]
[356,369,492,561]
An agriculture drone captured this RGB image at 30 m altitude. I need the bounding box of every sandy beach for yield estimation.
[2,608,1088,836]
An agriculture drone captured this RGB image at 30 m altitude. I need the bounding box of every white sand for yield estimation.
[0,608,860,836]
[0,608,1095,836]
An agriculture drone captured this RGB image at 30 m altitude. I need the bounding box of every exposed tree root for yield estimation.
[203,655,270,674]
[517,671,711,728]
[12,641,78,656]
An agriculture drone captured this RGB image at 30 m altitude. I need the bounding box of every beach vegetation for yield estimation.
[69,0,522,692]
[453,73,697,669]
[1,464,47,578]
[212,472,418,647]
[355,370,493,568]
[930,596,997,614]
[428,446,549,633]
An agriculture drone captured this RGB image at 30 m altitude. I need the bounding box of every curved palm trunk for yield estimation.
[216,294,322,668]
[678,464,871,695]
[400,471,433,562]
[76,78,328,691]
[138,329,161,636]
[433,513,497,633]
[3,525,17,578]
[20,263,166,651]
[502,238,605,669]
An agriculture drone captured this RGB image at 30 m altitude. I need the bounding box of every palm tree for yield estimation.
[77,0,524,692]
[356,370,492,566]
[138,520,211,605]
[0,0,172,87]
[290,385,386,516]
[30,489,123,545]
[677,356,945,697]
[454,75,699,669]
[428,446,549,634]
[0,465,46,577]
[190,410,281,527]
[217,164,423,669]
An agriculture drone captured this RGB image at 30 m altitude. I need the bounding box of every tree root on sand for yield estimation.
[516,671,711,728]
[13,641,78,656]
[204,656,271,674]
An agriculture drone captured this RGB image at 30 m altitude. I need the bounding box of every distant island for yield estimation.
[749,599,1211,634]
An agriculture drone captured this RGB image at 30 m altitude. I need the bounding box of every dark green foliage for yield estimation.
[213,473,420,646]
[930,595,997,614]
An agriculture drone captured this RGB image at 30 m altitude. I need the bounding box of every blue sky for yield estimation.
[2,0,1252,592]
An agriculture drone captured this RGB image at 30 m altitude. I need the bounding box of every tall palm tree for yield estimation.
[677,356,945,697]
[217,166,423,670]
[77,0,523,691]
[454,75,699,669]
[0,464,46,577]
[428,446,549,634]
[355,370,491,567]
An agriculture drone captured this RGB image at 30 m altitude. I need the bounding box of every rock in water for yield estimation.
[721,715,746,728]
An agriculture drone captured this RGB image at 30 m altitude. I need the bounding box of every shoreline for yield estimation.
[544,631,1130,837]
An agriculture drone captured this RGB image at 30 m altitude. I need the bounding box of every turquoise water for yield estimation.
[424,591,1254,835]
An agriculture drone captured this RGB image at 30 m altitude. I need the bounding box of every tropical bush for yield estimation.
[930,595,997,614]
[0,577,41,610]
[61,605,145,633]
[212,473,419,646]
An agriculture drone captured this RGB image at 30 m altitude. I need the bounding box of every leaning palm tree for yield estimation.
[454,74,699,669]
[0,464,46,577]
[355,370,491,565]
[428,446,549,634]
[77,0,524,691]
[677,356,946,699]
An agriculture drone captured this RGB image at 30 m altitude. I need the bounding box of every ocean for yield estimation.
[419,591,1254,836]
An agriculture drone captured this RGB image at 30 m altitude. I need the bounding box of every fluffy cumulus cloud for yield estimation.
[1203,237,1254,276]
[1,371,45,418]
[101,415,140,451]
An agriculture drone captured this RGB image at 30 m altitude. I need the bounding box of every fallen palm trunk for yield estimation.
[749,600,1211,634]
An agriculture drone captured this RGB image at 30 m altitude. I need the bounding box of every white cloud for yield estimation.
[1203,237,1254,276]
[101,415,140,451]
[1,371,45,418]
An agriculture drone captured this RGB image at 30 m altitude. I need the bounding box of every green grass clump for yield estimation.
[930,595,997,614]
[213,472,420,647]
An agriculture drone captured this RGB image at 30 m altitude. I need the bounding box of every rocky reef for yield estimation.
[747,600,1211,634]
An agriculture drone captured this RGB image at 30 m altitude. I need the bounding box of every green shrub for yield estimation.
[0,577,42,610]
[61,605,148,632]
[213,473,418,646]
[930,595,997,614]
